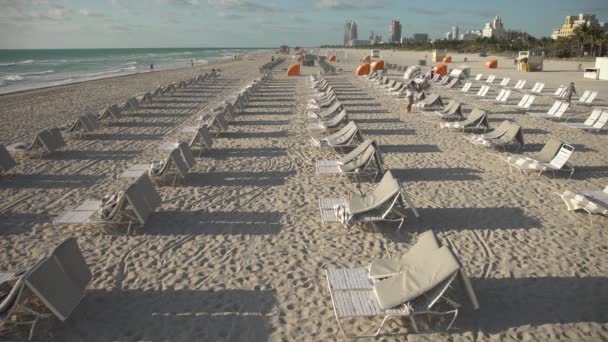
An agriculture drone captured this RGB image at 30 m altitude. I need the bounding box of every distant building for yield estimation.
[343,20,358,46]
[388,19,402,43]
[460,30,482,41]
[482,16,505,39]
[553,13,598,39]
[349,39,369,47]
[412,33,429,42]
[452,26,459,40]
[601,22,608,32]
[551,30,560,40]
[369,31,382,45]
[279,45,289,54]
[505,29,528,40]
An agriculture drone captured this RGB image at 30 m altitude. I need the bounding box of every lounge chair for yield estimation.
[557,185,608,223]
[527,100,570,120]
[307,109,349,132]
[120,97,140,111]
[54,174,161,233]
[499,77,511,87]
[485,75,496,83]
[316,139,385,180]
[426,100,463,121]
[308,101,343,120]
[310,121,365,148]
[0,238,91,340]
[507,139,575,178]
[562,108,608,133]
[7,128,66,157]
[527,82,544,94]
[137,92,154,105]
[65,113,100,135]
[431,74,441,82]
[201,112,229,136]
[0,144,17,173]
[465,120,524,151]
[445,78,460,88]
[319,170,418,232]
[514,94,536,111]
[325,245,479,338]
[413,94,443,112]
[473,73,483,81]
[577,90,598,106]
[483,88,511,104]
[120,143,195,184]
[553,85,567,98]
[460,82,472,94]
[308,93,338,112]
[98,104,122,120]
[469,85,490,98]
[511,80,526,90]
[186,125,214,155]
[440,109,489,132]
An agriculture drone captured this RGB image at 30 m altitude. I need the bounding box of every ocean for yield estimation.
[0,48,268,95]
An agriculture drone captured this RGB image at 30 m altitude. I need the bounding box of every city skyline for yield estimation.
[0,0,607,48]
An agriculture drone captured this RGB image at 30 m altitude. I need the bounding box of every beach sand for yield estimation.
[1,49,607,341]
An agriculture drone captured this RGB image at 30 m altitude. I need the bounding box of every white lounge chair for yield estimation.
[310,121,365,148]
[527,100,570,120]
[316,139,385,180]
[557,185,608,224]
[6,128,66,157]
[507,142,575,178]
[562,108,608,133]
[0,144,17,173]
[98,104,122,120]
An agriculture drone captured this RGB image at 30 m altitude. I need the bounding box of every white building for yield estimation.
[482,16,505,39]
[460,30,482,40]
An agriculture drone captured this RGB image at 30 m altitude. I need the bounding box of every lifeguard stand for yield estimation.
[432,49,446,62]
[517,51,543,72]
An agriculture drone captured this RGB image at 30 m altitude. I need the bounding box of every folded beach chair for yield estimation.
[319,170,419,232]
[577,90,598,106]
[527,82,545,94]
[431,74,442,82]
[425,100,463,121]
[445,78,460,89]
[506,138,575,178]
[309,93,337,111]
[413,94,443,112]
[499,77,511,87]
[65,113,100,136]
[0,238,91,340]
[0,144,17,173]
[316,139,385,180]
[553,85,567,98]
[515,94,536,111]
[388,81,404,94]
[187,125,214,155]
[460,82,472,94]
[557,185,608,223]
[562,108,608,133]
[484,88,511,104]
[120,143,195,184]
[120,97,140,111]
[98,104,122,120]
[310,121,364,148]
[438,76,451,86]
[485,75,496,84]
[474,73,483,81]
[465,120,524,151]
[55,174,162,233]
[469,85,490,98]
[7,128,66,157]
[440,109,489,132]
[307,109,349,133]
[527,100,570,120]
[308,101,343,120]
[325,245,479,338]
[204,112,229,136]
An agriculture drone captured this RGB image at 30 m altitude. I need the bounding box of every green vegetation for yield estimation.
[322,23,608,59]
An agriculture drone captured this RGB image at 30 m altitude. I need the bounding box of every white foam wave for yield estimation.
[87,69,123,77]
[123,66,136,71]
[4,75,24,81]
[22,70,55,76]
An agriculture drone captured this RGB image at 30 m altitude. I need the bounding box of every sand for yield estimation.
[1,49,607,341]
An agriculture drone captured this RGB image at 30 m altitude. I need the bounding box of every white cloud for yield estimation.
[314,0,387,10]
[208,0,282,12]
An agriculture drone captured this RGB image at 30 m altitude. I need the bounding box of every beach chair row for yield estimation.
[309,74,479,338]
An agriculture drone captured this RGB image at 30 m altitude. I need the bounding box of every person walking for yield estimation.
[150,64,154,72]
[564,82,577,104]
[191,58,194,67]
[405,80,417,113]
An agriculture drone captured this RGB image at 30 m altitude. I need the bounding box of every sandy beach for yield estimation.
[1,49,608,341]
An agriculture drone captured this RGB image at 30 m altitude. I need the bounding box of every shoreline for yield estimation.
[0,51,270,98]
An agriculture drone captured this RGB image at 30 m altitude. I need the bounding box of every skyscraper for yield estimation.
[389,19,402,43]
[344,20,358,46]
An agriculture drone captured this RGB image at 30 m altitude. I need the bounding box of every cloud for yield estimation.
[314,0,388,10]
[79,8,107,18]
[166,0,200,6]
[208,0,283,12]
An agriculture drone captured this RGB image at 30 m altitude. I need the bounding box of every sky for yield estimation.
[0,0,607,49]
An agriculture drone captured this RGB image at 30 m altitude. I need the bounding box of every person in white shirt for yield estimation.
[405,80,417,113]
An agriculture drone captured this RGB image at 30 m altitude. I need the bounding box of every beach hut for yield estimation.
[287,64,300,76]
[432,49,447,62]
[434,64,448,76]
[329,55,337,62]
[517,51,543,72]
[370,60,384,71]
[485,59,498,69]
[355,64,371,76]
[363,55,371,63]
[443,56,452,63]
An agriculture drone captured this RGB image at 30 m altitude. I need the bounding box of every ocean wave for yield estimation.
[4,74,24,81]
[123,66,136,71]
[86,69,123,77]
[22,70,55,76]
[126,61,138,65]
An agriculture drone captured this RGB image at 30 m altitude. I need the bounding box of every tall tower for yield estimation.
[350,21,358,42]
[344,21,352,46]
[389,19,401,43]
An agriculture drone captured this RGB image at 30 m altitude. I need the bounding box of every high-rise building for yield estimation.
[552,13,598,39]
[343,20,358,46]
[482,16,505,39]
[452,26,459,41]
[413,33,429,42]
[369,31,382,45]
[460,30,482,40]
[389,19,402,43]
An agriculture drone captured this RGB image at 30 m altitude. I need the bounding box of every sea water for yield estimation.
[0,48,268,95]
